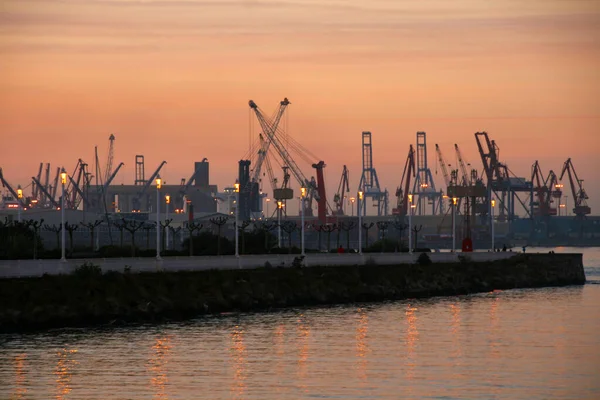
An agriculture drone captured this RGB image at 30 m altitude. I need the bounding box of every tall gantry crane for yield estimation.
[104,134,115,185]
[333,165,349,216]
[559,158,590,217]
[411,132,441,215]
[358,131,388,216]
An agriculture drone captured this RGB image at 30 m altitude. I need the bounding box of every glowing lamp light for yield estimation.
[300,187,307,198]
[491,199,496,208]
[277,201,283,209]
[17,186,23,199]
[155,176,162,189]
[234,182,240,193]
[452,197,458,205]
[60,169,67,185]
[350,197,356,203]
[408,193,413,203]
[165,195,171,204]
[358,191,364,201]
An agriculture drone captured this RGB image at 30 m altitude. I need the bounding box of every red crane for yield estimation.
[559,158,590,217]
[333,165,349,216]
[392,145,415,216]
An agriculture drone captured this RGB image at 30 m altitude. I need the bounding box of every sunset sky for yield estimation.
[1,0,599,214]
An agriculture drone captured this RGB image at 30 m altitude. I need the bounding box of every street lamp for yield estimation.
[17,185,23,222]
[265,198,271,219]
[452,197,458,252]
[165,194,171,250]
[408,193,413,254]
[300,187,306,256]
[358,191,363,254]
[350,197,356,217]
[60,168,67,262]
[234,182,240,257]
[155,175,162,260]
[277,200,283,247]
[491,199,496,251]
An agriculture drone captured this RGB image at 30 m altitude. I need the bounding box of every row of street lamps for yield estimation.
[52,171,499,262]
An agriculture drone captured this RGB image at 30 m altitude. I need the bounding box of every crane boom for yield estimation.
[435,144,451,187]
[31,175,60,208]
[333,165,349,215]
[0,168,27,208]
[249,99,312,192]
[392,145,415,216]
[250,101,289,184]
[559,158,590,216]
[104,134,115,184]
[454,144,470,185]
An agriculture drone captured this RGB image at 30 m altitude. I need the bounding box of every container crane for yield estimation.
[559,158,590,216]
[531,161,553,216]
[392,145,415,216]
[435,144,451,188]
[333,165,349,215]
[545,169,560,215]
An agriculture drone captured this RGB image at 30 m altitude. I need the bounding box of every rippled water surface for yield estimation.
[1,247,599,399]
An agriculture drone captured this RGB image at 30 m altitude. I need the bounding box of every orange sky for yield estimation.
[1,0,599,215]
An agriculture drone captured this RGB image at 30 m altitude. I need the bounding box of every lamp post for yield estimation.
[266,198,270,219]
[452,197,458,252]
[155,175,162,260]
[491,199,496,251]
[277,201,283,247]
[350,197,356,217]
[300,187,306,256]
[17,185,23,222]
[165,194,171,250]
[60,169,67,262]
[234,182,240,258]
[408,193,413,254]
[358,191,363,254]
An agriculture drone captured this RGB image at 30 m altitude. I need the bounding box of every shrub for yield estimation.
[124,265,132,274]
[417,252,432,265]
[73,261,102,277]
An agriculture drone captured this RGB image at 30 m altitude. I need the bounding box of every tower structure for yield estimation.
[412,131,442,215]
[358,131,388,216]
[135,155,145,186]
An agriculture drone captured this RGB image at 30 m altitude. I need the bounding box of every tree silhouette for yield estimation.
[255,221,277,253]
[377,221,390,252]
[29,219,43,259]
[412,224,423,251]
[112,219,126,248]
[64,222,78,256]
[321,224,337,252]
[143,222,154,250]
[281,220,298,254]
[44,223,62,250]
[392,218,408,251]
[235,220,251,255]
[81,219,102,251]
[122,218,145,257]
[169,226,182,251]
[312,224,324,251]
[185,221,203,256]
[361,222,374,249]
[209,216,228,255]
[339,221,356,251]
[159,218,173,252]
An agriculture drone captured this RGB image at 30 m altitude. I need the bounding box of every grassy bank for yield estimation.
[0,253,585,333]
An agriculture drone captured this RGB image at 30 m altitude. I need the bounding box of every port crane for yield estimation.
[0,167,28,209]
[332,165,349,215]
[392,145,415,217]
[249,98,328,223]
[559,158,590,217]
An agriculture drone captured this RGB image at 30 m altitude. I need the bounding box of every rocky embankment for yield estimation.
[0,253,585,333]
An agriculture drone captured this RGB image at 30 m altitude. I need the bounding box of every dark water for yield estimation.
[1,248,599,399]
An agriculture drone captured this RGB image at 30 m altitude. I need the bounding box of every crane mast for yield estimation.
[454,144,470,185]
[559,158,590,216]
[104,134,115,185]
[250,101,289,184]
[392,145,415,216]
[333,165,349,215]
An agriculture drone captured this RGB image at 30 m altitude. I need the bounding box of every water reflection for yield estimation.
[296,314,311,391]
[55,348,78,399]
[355,308,369,383]
[13,353,28,399]
[404,304,419,392]
[489,296,500,360]
[450,303,462,362]
[148,335,172,399]
[229,325,246,399]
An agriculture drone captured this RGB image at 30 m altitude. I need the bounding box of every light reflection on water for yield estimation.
[1,249,600,399]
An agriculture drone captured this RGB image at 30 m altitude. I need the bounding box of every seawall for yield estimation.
[0,253,585,333]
